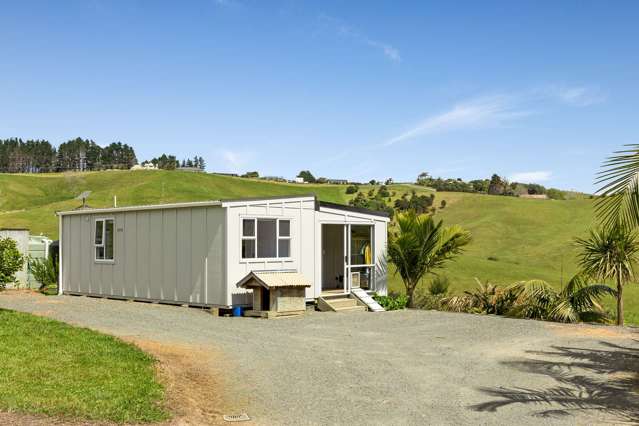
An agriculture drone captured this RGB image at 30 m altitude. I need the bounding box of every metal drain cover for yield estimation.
[223,413,251,422]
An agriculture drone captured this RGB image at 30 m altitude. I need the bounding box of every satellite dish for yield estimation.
[75,191,92,208]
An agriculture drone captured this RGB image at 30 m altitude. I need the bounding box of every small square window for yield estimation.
[242,239,256,258]
[278,239,290,257]
[243,219,255,237]
[279,220,290,237]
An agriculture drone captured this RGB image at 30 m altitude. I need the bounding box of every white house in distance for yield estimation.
[130,162,158,171]
[57,195,389,313]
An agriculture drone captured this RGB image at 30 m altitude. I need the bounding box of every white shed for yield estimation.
[57,195,389,309]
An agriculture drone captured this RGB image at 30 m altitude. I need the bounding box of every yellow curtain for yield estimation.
[364,243,372,265]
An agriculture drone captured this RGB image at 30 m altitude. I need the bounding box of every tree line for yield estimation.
[0,137,207,173]
[416,172,566,200]
[0,137,137,173]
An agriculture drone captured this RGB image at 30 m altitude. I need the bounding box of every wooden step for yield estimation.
[317,296,367,312]
[329,298,358,309]
[334,305,367,313]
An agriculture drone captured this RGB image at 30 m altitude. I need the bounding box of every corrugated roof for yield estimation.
[238,271,312,289]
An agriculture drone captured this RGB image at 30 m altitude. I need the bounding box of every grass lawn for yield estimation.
[0,308,168,423]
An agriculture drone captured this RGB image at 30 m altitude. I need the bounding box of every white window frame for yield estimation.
[94,217,115,263]
[240,217,293,261]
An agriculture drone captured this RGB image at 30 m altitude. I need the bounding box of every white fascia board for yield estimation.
[318,206,391,223]
[220,195,316,208]
[56,200,223,216]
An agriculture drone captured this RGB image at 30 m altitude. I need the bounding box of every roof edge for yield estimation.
[57,194,319,216]
[317,201,391,219]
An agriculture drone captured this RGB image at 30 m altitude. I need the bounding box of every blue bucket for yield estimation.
[232,306,244,317]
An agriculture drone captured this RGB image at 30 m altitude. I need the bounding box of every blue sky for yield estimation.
[1,1,638,192]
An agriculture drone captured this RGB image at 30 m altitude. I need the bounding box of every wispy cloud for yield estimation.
[384,85,605,146]
[509,171,552,183]
[221,149,253,171]
[384,94,530,146]
[318,14,401,63]
[213,0,240,7]
[549,86,607,107]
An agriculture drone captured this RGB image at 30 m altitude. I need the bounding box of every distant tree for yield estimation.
[394,192,435,215]
[369,179,377,185]
[527,183,547,195]
[181,159,186,168]
[488,174,505,195]
[197,156,206,170]
[345,185,359,194]
[242,171,259,178]
[377,185,390,198]
[416,172,431,185]
[297,170,316,183]
[469,179,489,193]
[546,188,566,200]
[0,237,25,289]
[385,178,394,185]
[316,177,328,184]
[349,192,368,208]
[151,154,178,170]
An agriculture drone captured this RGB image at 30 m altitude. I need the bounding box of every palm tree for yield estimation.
[508,275,616,323]
[576,225,639,326]
[595,144,639,229]
[387,211,471,308]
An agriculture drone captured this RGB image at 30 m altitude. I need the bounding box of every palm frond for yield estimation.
[595,144,639,229]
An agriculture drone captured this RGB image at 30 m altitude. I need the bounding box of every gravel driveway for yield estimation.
[1,291,638,425]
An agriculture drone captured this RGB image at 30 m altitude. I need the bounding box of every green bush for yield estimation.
[345,185,359,194]
[373,293,408,310]
[428,275,450,296]
[0,237,24,290]
[546,188,566,200]
[29,256,58,291]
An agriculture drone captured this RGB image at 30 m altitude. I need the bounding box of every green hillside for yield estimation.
[2,170,637,323]
[0,171,349,237]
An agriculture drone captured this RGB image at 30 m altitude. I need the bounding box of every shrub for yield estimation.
[29,256,58,291]
[0,237,24,289]
[428,275,450,296]
[345,185,359,194]
[377,185,390,198]
[440,276,615,323]
[373,293,408,311]
[414,277,451,310]
[546,188,566,200]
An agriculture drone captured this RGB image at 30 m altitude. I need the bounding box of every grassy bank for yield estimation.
[0,308,168,422]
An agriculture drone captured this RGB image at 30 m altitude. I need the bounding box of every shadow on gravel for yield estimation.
[471,341,639,422]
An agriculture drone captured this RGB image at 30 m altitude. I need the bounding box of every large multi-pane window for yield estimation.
[241,218,291,259]
[95,219,114,261]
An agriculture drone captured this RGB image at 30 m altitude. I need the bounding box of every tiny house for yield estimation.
[57,195,389,309]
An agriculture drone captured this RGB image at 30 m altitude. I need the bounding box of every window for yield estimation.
[241,218,291,259]
[95,219,114,261]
